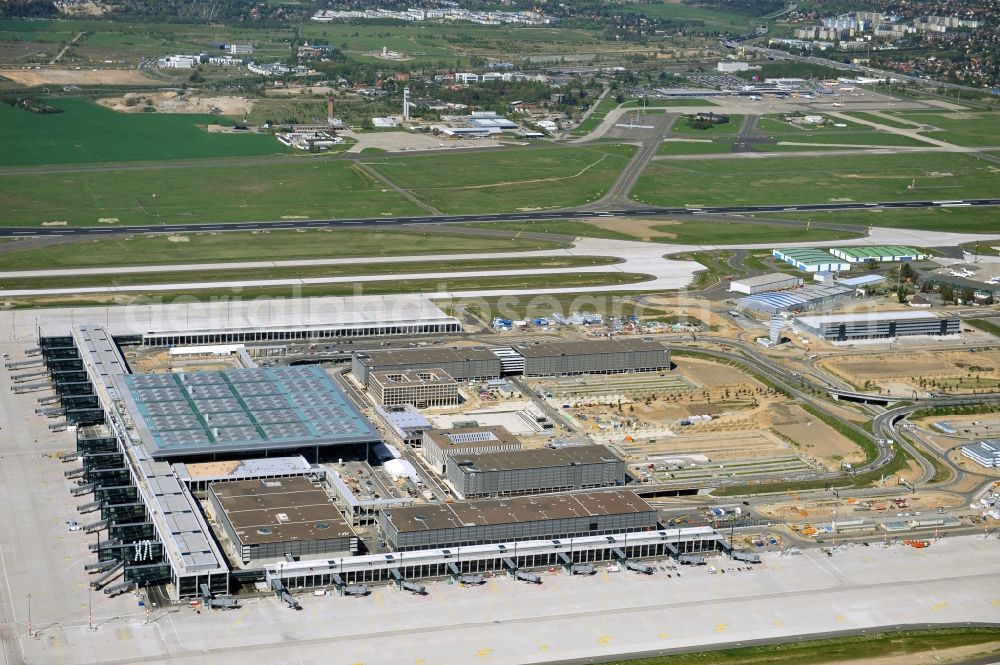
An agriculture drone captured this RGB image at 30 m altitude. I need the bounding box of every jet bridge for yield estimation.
[388,568,427,595]
[678,553,707,565]
[611,548,654,574]
[731,551,761,563]
[447,562,484,585]
[331,573,369,597]
[90,561,124,590]
[104,580,136,598]
[200,584,239,609]
[270,578,301,610]
[502,557,541,584]
[556,552,595,576]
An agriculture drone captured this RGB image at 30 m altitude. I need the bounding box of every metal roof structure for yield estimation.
[383,490,653,534]
[836,274,887,287]
[116,366,379,458]
[357,347,498,367]
[424,426,522,451]
[174,456,314,484]
[729,273,802,289]
[210,477,356,546]
[450,445,621,473]
[829,246,927,262]
[794,310,942,326]
[512,338,667,357]
[737,284,851,313]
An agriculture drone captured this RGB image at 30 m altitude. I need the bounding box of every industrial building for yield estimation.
[114,366,381,459]
[737,284,853,316]
[512,339,670,377]
[773,248,852,273]
[352,347,502,385]
[445,445,625,499]
[961,440,1000,468]
[209,477,358,564]
[378,490,658,550]
[828,246,927,263]
[794,311,961,341]
[729,273,803,295]
[374,404,433,446]
[422,426,523,472]
[368,368,459,407]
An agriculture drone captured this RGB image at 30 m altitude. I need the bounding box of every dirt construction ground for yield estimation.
[0,68,153,85]
[819,349,1000,393]
[97,91,254,115]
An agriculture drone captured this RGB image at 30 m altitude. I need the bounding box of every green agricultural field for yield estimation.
[0,160,424,226]
[669,114,744,136]
[363,144,636,214]
[0,255,617,291]
[0,98,290,166]
[658,140,736,156]
[898,111,1000,147]
[0,229,566,270]
[760,206,1000,234]
[631,153,1000,208]
[616,2,757,31]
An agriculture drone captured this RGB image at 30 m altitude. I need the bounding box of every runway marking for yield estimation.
[597,635,613,645]
[538,645,550,652]
[658,632,669,639]
[477,648,493,657]
[715,623,727,633]
[415,659,426,664]
[835,615,846,622]
[931,601,948,612]
[773,619,784,627]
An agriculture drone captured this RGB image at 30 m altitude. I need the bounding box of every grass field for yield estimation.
[658,140,736,156]
[603,628,1000,665]
[0,255,618,290]
[0,229,565,269]
[461,219,860,245]
[759,206,1000,234]
[631,153,1000,208]
[364,144,636,214]
[5,271,650,308]
[967,319,1000,337]
[891,111,1000,147]
[753,115,931,147]
[669,114,744,136]
[844,111,922,129]
[0,160,427,226]
[0,99,289,166]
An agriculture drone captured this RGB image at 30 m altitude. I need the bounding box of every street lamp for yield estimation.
[26,593,32,638]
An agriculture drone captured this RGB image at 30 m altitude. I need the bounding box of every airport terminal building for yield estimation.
[445,445,626,499]
[512,339,671,377]
[378,490,658,550]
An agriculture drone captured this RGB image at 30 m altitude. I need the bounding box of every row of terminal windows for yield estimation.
[144,323,461,347]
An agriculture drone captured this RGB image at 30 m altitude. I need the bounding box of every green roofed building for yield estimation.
[828,246,927,263]
[772,248,851,273]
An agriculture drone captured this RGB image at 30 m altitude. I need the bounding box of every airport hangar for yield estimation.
[31,325,719,601]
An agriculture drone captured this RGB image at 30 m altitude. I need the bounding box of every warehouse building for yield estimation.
[368,369,459,407]
[737,284,853,316]
[773,248,851,273]
[794,311,960,341]
[446,445,625,499]
[513,339,670,377]
[209,477,358,564]
[729,273,803,295]
[961,440,1000,468]
[422,426,523,472]
[352,347,501,385]
[114,366,381,459]
[378,490,658,550]
[828,246,927,263]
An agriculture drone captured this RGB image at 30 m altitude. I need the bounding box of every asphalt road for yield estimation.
[3,198,999,238]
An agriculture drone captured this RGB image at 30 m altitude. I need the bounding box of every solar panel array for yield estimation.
[120,366,379,457]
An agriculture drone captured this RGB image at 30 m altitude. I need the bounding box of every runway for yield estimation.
[1,198,999,239]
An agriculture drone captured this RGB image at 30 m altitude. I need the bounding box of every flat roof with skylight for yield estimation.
[116,366,380,459]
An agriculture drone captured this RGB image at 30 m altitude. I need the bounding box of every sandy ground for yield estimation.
[0,68,152,85]
[263,86,336,97]
[124,347,243,374]
[761,490,965,524]
[769,403,865,468]
[581,217,681,240]
[97,91,254,115]
[820,350,1000,393]
[675,357,767,388]
[837,643,1000,665]
[345,128,505,153]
